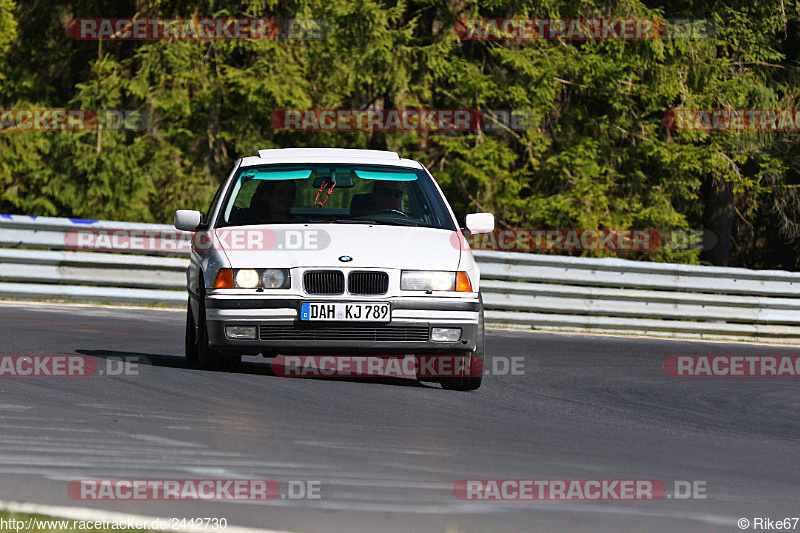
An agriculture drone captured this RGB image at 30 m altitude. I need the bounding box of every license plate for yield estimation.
[300,302,391,322]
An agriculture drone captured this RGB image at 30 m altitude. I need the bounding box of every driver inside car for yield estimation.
[229,179,297,225]
[350,180,404,216]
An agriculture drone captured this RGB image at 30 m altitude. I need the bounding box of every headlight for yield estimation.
[234,269,260,289]
[401,271,456,291]
[261,269,290,289]
[228,268,291,289]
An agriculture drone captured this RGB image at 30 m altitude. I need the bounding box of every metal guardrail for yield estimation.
[0,215,188,306]
[475,251,800,343]
[2,214,800,343]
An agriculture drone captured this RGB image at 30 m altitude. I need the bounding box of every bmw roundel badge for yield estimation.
[338,256,353,262]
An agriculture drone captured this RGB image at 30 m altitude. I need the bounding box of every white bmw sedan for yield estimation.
[175,148,494,390]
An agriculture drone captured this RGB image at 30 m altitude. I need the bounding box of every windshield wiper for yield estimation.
[297,217,378,224]
[336,217,422,227]
[290,216,420,227]
[356,218,420,227]
[332,218,379,224]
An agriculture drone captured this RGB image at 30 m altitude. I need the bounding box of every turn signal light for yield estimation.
[456,271,473,292]
[214,268,234,289]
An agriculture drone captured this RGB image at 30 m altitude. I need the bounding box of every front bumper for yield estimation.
[204,295,480,355]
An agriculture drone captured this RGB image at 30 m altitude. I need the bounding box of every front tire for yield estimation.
[185,300,199,364]
[195,282,240,372]
[440,301,485,391]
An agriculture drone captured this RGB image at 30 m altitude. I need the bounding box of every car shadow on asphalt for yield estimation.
[76,349,190,369]
[75,349,435,388]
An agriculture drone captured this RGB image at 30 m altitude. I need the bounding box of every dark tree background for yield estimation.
[1,0,799,268]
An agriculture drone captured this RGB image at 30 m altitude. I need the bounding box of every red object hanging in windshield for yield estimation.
[314,181,336,207]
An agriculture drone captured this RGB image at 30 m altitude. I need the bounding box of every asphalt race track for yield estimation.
[0,301,797,533]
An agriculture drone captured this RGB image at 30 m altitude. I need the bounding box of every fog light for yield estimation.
[225,326,257,340]
[431,327,461,342]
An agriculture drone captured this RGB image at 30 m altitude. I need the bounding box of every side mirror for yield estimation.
[465,213,494,234]
[175,210,202,231]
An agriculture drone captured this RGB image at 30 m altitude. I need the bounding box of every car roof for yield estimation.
[239,148,424,169]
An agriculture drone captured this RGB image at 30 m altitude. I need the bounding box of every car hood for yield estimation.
[214,223,462,271]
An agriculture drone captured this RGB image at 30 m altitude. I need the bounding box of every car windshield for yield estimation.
[216,164,456,231]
